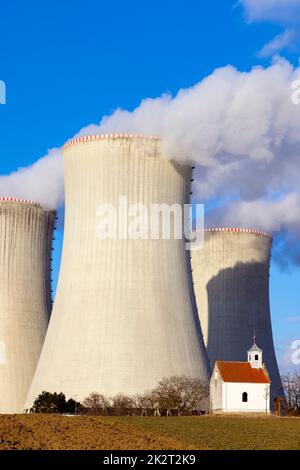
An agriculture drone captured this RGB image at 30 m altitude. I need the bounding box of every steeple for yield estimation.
[247,331,263,369]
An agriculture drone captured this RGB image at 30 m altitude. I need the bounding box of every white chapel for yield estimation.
[210,338,271,414]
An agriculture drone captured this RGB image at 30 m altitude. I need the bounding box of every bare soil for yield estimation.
[0,414,193,450]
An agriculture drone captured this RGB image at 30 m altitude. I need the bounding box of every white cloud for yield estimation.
[258,29,298,57]
[287,316,300,323]
[240,0,300,57]
[241,0,300,24]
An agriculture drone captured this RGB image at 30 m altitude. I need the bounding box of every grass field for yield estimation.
[111,415,300,450]
[0,415,299,450]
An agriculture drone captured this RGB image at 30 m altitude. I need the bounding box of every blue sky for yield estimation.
[0,0,299,373]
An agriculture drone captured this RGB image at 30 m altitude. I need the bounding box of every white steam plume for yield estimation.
[0,58,300,263]
[0,149,64,210]
[78,58,300,166]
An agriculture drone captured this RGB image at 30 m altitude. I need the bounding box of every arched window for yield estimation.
[242,392,248,403]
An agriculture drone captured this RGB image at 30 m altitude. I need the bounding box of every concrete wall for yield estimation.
[25,135,209,406]
[0,199,55,413]
[191,229,283,401]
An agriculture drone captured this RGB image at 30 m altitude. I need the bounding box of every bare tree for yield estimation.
[150,376,209,415]
[111,394,135,415]
[281,372,300,414]
[182,377,210,414]
[82,392,110,415]
[263,385,270,415]
[133,392,158,416]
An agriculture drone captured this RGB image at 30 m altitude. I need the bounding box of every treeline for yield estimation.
[30,376,209,416]
[29,391,80,414]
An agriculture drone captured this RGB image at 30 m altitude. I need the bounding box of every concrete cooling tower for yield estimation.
[25,134,209,407]
[191,228,283,400]
[0,198,56,413]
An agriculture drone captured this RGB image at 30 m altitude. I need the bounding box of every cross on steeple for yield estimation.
[248,332,263,369]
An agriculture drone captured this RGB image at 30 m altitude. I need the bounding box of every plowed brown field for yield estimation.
[0,415,299,450]
[0,415,194,450]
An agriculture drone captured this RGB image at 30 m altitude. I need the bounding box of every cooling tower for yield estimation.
[0,198,55,413]
[25,134,209,407]
[191,228,283,400]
